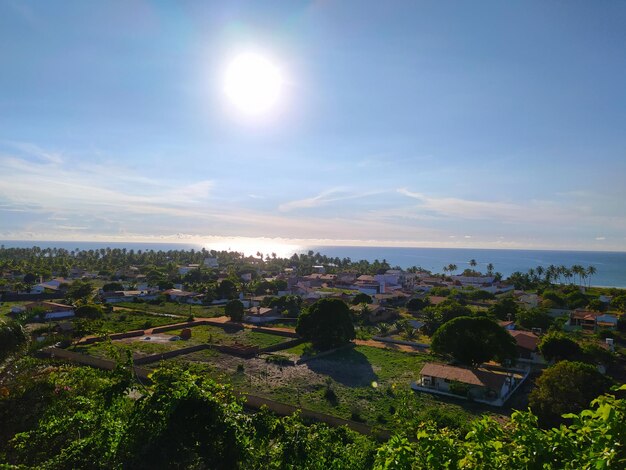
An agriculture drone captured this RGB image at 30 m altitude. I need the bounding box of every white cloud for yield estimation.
[278,189,384,212]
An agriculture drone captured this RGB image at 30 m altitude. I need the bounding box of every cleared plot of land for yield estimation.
[74,323,291,360]
[152,343,487,431]
[171,324,291,349]
[74,335,192,359]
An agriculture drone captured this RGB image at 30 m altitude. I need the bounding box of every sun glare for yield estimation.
[223,52,284,117]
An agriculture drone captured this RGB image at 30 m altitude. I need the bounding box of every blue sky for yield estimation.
[1,0,625,251]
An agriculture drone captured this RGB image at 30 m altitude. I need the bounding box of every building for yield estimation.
[508,330,544,363]
[413,363,526,407]
[244,306,280,324]
[24,301,75,320]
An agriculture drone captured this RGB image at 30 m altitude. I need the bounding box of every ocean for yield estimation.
[2,240,626,288]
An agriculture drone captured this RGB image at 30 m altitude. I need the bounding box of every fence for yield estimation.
[133,344,211,365]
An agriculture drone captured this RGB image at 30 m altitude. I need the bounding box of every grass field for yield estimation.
[96,311,180,333]
[173,324,289,349]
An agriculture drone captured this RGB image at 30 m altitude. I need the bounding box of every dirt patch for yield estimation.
[355,339,425,354]
[118,334,177,344]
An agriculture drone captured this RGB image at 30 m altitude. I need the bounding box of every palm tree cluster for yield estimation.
[508,264,597,290]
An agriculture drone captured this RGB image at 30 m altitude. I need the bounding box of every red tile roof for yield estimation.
[420,363,509,390]
[509,330,539,351]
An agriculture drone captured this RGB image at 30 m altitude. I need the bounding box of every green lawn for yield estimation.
[0,300,30,321]
[174,325,289,349]
[96,311,179,333]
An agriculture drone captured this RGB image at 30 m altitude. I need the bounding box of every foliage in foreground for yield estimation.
[0,358,624,469]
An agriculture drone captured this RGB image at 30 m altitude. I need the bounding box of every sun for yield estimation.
[223,52,284,117]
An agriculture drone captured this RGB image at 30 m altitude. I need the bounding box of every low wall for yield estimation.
[296,343,353,365]
[37,347,151,380]
[81,329,145,345]
[248,325,298,338]
[212,344,259,358]
[242,393,388,438]
[1,292,64,302]
[150,320,209,334]
[133,344,210,365]
[259,338,304,353]
[372,336,429,349]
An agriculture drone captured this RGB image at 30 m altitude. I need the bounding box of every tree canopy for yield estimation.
[422,300,472,335]
[74,304,104,320]
[529,360,613,428]
[538,332,581,362]
[0,320,27,362]
[225,299,244,322]
[0,358,625,469]
[296,298,355,350]
[431,316,517,367]
[352,293,373,305]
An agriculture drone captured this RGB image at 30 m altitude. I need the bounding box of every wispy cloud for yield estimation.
[279,189,384,212]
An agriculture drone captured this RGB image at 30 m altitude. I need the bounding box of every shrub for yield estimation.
[448,381,471,397]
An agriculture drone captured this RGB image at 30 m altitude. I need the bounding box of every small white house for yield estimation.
[414,363,526,407]
[25,301,75,320]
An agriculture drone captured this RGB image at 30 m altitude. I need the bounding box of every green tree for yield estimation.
[0,320,27,362]
[101,282,124,292]
[74,304,104,320]
[431,316,517,367]
[225,299,245,322]
[352,293,373,305]
[217,279,238,300]
[516,307,552,331]
[65,280,95,303]
[529,361,612,428]
[488,296,519,321]
[611,294,626,313]
[118,368,247,469]
[296,298,355,350]
[538,332,581,362]
[406,297,429,312]
[422,300,472,335]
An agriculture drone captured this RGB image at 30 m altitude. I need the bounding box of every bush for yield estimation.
[448,381,471,397]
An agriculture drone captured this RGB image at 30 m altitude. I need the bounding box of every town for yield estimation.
[1,245,624,436]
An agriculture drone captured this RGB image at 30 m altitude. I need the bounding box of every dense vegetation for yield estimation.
[0,357,624,469]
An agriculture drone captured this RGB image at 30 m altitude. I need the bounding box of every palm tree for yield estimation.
[377,323,391,336]
[586,266,597,288]
[469,259,477,268]
[571,265,584,287]
[487,263,494,275]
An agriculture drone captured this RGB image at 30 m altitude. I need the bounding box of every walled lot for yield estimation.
[71,320,507,431]
[148,343,497,431]
[74,323,292,360]
[168,324,289,349]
